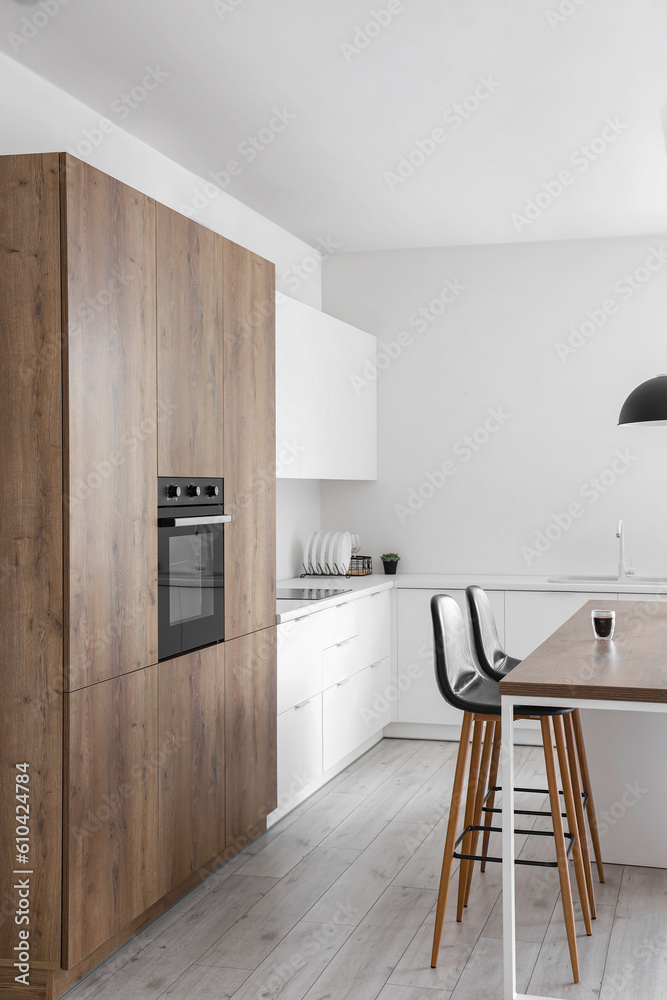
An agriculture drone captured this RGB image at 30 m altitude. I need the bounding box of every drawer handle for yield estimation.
[370,659,384,668]
[371,591,384,598]
[295,698,312,710]
[337,677,352,687]
[337,638,353,648]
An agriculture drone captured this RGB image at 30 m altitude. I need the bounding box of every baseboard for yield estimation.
[382,721,543,746]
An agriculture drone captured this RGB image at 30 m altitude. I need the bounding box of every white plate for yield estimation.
[304,531,318,572]
[316,531,331,572]
[326,531,340,573]
[335,531,352,574]
[308,530,320,573]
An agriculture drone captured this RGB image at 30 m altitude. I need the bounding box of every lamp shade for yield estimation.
[618,375,667,426]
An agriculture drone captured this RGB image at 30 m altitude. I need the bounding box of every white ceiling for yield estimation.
[3,0,667,251]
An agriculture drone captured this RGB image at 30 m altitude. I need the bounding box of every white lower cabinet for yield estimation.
[323,658,390,771]
[275,590,391,813]
[504,590,615,659]
[277,694,323,809]
[396,588,505,727]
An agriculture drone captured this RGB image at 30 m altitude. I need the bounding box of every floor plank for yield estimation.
[306,821,427,925]
[223,919,354,1000]
[599,867,667,1000]
[237,794,365,877]
[301,885,437,1000]
[198,847,359,970]
[527,903,615,999]
[376,986,452,1000]
[450,934,540,999]
[68,875,278,1000]
[389,866,503,992]
[158,966,251,1000]
[320,742,456,852]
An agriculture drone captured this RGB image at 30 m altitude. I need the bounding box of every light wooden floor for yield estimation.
[64,738,667,1000]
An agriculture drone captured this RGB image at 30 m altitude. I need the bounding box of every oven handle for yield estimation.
[158,514,232,527]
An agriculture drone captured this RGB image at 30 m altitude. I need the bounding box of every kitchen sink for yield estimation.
[548,574,667,586]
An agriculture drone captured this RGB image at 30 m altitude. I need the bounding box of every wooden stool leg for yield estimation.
[553,716,593,936]
[480,720,501,874]
[456,718,484,921]
[564,713,596,917]
[464,719,495,906]
[573,709,605,883]
[541,716,580,983]
[431,712,473,967]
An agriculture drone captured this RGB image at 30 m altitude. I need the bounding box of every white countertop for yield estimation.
[275,572,667,622]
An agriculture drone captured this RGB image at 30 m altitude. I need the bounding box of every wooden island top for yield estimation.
[499,599,667,704]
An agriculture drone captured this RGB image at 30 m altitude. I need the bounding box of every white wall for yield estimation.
[0,51,320,579]
[321,238,667,578]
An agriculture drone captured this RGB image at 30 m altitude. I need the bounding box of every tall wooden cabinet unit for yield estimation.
[225,627,277,843]
[222,239,276,639]
[0,154,63,971]
[156,205,224,477]
[0,154,277,1000]
[62,155,158,690]
[63,668,159,968]
[158,645,226,896]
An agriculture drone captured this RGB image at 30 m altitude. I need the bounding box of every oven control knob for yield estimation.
[187,484,201,497]
[166,484,181,499]
[206,484,219,498]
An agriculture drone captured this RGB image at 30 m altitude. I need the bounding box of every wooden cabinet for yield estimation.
[275,293,377,480]
[62,155,158,689]
[63,666,159,968]
[158,645,226,896]
[222,239,276,639]
[0,153,63,969]
[156,205,224,477]
[225,627,277,843]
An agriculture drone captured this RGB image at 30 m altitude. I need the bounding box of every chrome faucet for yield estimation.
[617,520,634,579]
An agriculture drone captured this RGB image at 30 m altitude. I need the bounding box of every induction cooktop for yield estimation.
[276,588,353,601]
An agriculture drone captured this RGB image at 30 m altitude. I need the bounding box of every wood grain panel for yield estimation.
[500,599,667,702]
[156,205,223,477]
[0,153,63,968]
[0,963,50,999]
[225,628,277,843]
[158,644,226,896]
[61,154,158,689]
[63,666,159,968]
[222,239,276,639]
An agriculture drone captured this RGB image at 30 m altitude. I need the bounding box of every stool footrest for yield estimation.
[482,785,589,821]
[453,824,575,868]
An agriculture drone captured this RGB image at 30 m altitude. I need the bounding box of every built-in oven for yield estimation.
[157,477,230,661]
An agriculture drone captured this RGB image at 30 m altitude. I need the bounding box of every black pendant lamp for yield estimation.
[618,376,667,426]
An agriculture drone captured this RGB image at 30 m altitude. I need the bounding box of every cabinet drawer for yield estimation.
[277,694,323,807]
[323,657,390,771]
[277,617,324,713]
[321,600,359,647]
[322,634,361,689]
[358,590,391,664]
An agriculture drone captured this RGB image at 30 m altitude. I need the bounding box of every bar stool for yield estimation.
[430,594,591,984]
[466,584,605,901]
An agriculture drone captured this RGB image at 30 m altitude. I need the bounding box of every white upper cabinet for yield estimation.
[275,293,377,480]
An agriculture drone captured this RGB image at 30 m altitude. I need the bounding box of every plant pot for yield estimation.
[382,561,398,575]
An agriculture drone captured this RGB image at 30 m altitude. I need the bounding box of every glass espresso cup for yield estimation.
[591,609,615,640]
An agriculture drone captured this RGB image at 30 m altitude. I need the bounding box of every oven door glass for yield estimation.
[158,520,224,660]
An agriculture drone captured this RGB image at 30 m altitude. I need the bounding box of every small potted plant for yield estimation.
[381,553,400,575]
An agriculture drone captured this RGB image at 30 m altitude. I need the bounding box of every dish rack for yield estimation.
[300,555,373,578]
